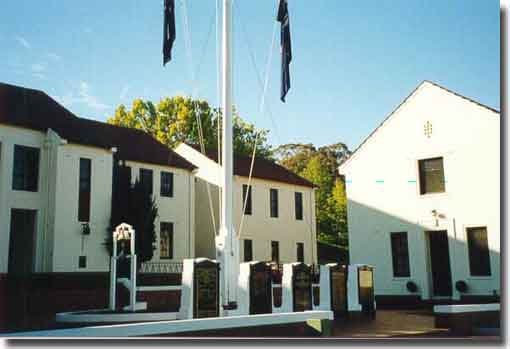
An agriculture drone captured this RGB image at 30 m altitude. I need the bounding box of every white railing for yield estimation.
[140,261,183,274]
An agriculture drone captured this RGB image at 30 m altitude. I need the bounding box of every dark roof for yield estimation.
[340,80,500,171]
[188,144,315,188]
[0,82,195,171]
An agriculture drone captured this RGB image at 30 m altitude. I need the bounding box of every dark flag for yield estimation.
[163,0,176,66]
[277,0,292,102]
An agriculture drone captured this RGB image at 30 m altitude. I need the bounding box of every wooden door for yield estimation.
[428,230,453,297]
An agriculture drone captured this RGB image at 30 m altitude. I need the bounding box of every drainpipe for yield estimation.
[43,130,66,272]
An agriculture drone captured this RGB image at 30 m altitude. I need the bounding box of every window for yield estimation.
[242,184,252,215]
[139,168,153,195]
[12,145,40,191]
[78,158,92,222]
[160,171,174,197]
[271,241,279,263]
[295,192,303,220]
[160,222,174,259]
[390,232,410,277]
[296,242,304,263]
[418,157,445,194]
[270,188,279,218]
[78,256,87,269]
[467,227,491,276]
[244,239,253,262]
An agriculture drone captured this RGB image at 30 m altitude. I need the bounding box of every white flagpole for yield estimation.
[216,0,239,315]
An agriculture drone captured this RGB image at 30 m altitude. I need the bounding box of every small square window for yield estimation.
[244,239,253,262]
[160,171,174,197]
[242,184,252,215]
[160,222,174,259]
[271,241,279,263]
[78,256,87,269]
[296,242,304,263]
[418,157,445,194]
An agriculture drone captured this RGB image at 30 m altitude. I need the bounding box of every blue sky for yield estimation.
[0,0,500,150]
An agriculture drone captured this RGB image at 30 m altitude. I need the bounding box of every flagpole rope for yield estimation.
[233,0,282,146]
[180,0,218,238]
[236,1,279,238]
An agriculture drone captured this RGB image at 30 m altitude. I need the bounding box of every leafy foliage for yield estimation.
[274,142,351,248]
[107,97,273,159]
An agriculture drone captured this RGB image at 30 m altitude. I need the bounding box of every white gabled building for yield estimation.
[338,81,500,303]
[0,82,197,277]
[175,143,318,265]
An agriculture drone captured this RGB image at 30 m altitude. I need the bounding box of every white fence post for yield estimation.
[130,254,137,312]
[110,257,116,311]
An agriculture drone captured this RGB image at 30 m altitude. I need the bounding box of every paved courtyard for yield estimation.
[168,309,498,339]
[329,309,448,338]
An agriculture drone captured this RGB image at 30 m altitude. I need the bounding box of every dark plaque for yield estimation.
[292,263,312,312]
[330,264,348,315]
[358,265,375,316]
[193,260,219,318]
[249,262,272,314]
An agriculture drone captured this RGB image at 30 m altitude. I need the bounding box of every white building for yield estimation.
[0,82,197,278]
[339,81,500,303]
[175,143,318,265]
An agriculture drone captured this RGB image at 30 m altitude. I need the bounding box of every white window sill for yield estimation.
[467,275,493,281]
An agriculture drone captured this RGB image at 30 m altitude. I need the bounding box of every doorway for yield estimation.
[8,209,37,276]
[427,230,452,297]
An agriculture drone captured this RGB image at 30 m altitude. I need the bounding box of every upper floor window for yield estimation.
[270,188,279,218]
[242,184,252,215]
[78,158,92,222]
[160,222,174,259]
[139,168,153,195]
[418,157,445,195]
[244,239,253,262]
[295,192,303,220]
[12,145,40,192]
[160,171,174,197]
[390,232,410,277]
[467,227,491,276]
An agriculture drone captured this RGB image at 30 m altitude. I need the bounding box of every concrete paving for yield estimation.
[330,309,448,338]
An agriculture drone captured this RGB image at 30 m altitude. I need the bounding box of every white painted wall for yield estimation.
[339,82,500,300]
[175,144,318,265]
[52,143,114,272]
[0,123,196,274]
[0,125,57,273]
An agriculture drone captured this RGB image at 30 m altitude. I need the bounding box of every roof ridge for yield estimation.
[339,80,499,171]
[423,80,500,114]
[0,82,196,171]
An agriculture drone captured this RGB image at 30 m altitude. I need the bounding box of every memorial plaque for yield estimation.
[249,262,272,314]
[292,263,312,312]
[330,264,348,314]
[358,266,375,315]
[193,260,219,318]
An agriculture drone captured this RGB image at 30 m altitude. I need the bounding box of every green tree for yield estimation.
[108,97,273,159]
[326,178,348,248]
[105,163,158,269]
[129,179,158,266]
[275,142,351,248]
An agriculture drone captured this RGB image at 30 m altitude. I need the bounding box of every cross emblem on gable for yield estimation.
[424,121,433,138]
